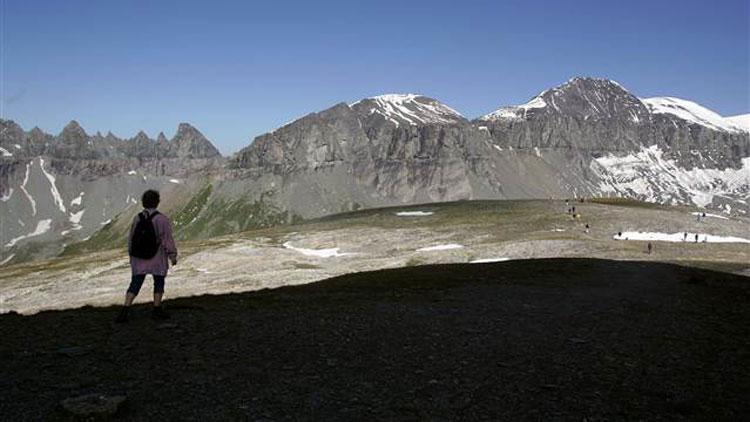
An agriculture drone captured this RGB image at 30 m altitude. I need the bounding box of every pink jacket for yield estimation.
[128,208,178,276]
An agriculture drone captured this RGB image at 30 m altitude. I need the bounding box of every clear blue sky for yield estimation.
[1,0,748,154]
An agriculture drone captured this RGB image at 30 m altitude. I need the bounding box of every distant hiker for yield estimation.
[647,242,653,254]
[695,233,699,243]
[618,231,622,238]
[683,232,688,241]
[115,190,178,323]
[585,223,590,234]
[572,206,576,213]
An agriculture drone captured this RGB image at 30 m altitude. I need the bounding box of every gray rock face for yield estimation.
[476,78,749,210]
[0,120,223,265]
[230,96,515,210]
[478,77,748,167]
[230,80,748,221]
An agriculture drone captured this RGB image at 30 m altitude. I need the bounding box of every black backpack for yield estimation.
[130,211,160,259]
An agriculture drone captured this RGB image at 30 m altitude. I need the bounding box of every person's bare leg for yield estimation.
[123,292,136,306]
[153,292,163,307]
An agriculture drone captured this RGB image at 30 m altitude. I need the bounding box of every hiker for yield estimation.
[618,231,622,238]
[695,233,699,243]
[572,206,576,213]
[683,232,688,241]
[115,190,178,323]
[585,223,590,234]
[647,242,653,254]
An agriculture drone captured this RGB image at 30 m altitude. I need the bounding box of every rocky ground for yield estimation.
[0,259,748,420]
[1,199,749,315]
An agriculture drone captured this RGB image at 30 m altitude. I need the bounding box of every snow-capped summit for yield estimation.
[351,93,464,126]
[723,114,750,133]
[640,97,744,133]
[478,77,647,123]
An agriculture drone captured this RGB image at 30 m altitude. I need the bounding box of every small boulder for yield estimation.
[60,393,126,417]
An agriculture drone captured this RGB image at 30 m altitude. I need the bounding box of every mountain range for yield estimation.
[1,77,748,265]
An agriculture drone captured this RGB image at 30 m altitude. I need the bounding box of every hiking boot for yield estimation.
[115,307,129,323]
[151,306,170,320]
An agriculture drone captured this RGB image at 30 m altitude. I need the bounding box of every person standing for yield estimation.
[647,242,653,254]
[115,190,178,323]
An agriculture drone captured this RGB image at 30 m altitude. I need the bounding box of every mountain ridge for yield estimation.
[1,76,748,265]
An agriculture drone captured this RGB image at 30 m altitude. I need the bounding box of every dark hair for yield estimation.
[142,190,160,209]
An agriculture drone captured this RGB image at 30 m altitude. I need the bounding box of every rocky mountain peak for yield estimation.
[133,130,151,141]
[29,126,46,137]
[156,132,168,143]
[479,77,649,123]
[351,93,465,127]
[61,120,87,137]
[170,123,221,159]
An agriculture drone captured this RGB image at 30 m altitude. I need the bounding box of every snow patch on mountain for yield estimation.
[591,145,750,208]
[417,243,464,252]
[5,219,52,248]
[479,93,547,121]
[0,254,15,266]
[39,158,67,214]
[725,114,750,132]
[357,94,464,126]
[613,231,750,244]
[1,188,12,202]
[61,209,86,236]
[691,212,729,220]
[396,211,434,216]
[283,241,354,258]
[641,97,744,133]
[20,162,37,216]
[70,192,84,207]
[0,146,12,157]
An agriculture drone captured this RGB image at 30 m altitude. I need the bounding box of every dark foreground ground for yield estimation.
[1,259,749,421]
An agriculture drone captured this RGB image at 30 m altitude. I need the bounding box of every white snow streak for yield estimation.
[70,192,84,207]
[39,158,66,213]
[395,211,434,217]
[690,212,729,220]
[5,219,53,248]
[20,162,36,216]
[417,244,464,252]
[0,147,12,157]
[0,254,15,266]
[283,242,353,258]
[469,257,511,263]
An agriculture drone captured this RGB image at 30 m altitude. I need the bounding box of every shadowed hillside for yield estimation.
[1,259,748,420]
